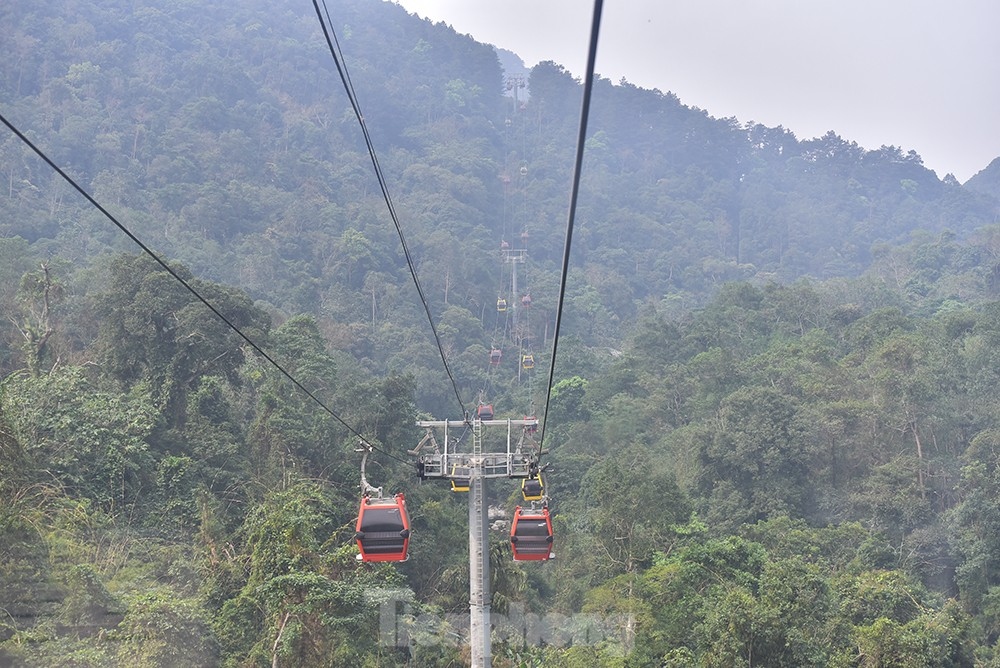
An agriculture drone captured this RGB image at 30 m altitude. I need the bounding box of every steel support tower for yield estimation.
[414,417,539,668]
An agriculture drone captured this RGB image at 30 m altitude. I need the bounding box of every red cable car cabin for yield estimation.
[510,506,553,561]
[523,415,538,434]
[355,493,411,562]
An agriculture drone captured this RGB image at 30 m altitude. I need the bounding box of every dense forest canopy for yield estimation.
[3,0,1000,665]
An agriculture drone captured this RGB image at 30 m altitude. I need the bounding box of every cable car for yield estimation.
[497,297,508,312]
[355,493,410,562]
[477,404,494,420]
[451,464,471,492]
[510,506,553,561]
[521,294,532,308]
[490,348,502,366]
[523,415,538,434]
[521,354,534,370]
[521,474,544,502]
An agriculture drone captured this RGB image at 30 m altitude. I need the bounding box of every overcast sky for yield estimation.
[393,0,999,183]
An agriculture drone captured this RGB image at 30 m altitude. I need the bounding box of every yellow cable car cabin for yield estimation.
[521,474,544,502]
[521,354,535,370]
[451,464,471,492]
[510,506,553,561]
[355,493,411,562]
[497,297,508,312]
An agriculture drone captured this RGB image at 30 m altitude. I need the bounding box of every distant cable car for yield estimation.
[523,415,538,434]
[521,354,534,370]
[355,493,411,563]
[490,348,502,366]
[510,506,553,561]
[477,404,494,420]
[521,474,544,502]
[497,298,508,312]
[521,294,532,308]
[451,464,471,492]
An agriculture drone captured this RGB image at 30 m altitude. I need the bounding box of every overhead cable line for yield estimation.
[537,0,604,453]
[312,0,468,417]
[0,110,410,467]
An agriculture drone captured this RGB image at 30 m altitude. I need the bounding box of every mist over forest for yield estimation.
[3,0,1000,665]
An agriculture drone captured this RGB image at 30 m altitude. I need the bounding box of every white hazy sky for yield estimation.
[393,0,1000,183]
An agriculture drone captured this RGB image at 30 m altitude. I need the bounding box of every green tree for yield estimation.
[13,264,65,377]
[1,367,157,510]
[697,386,809,529]
[94,254,269,430]
[213,482,402,667]
[578,450,693,651]
[115,591,220,667]
[0,238,36,373]
[953,429,1000,614]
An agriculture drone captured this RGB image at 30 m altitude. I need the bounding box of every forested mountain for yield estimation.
[4,0,1000,665]
[967,158,1000,202]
